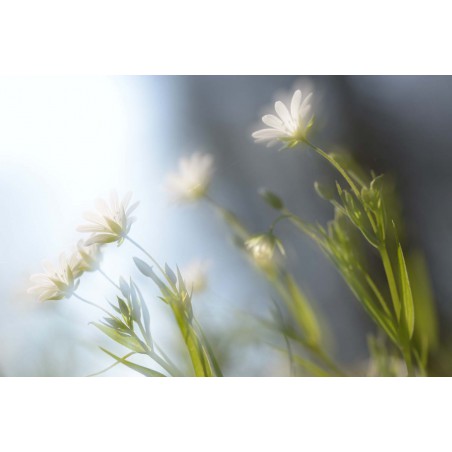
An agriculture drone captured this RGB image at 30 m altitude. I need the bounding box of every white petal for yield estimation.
[290,90,302,119]
[300,92,313,111]
[274,101,292,126]
[252,128,286,139]
[262,114,284,129]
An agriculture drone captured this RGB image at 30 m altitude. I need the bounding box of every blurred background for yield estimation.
[1,76,451,376]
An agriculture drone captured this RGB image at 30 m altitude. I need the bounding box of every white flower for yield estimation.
[252,89,314,147]
[245,235,275,266]
[165,152,214,202]
[182,260,210,293]
[72,240,102,277]
[28,253,79,302]
[245,234,285,268]
[77,191,139,246]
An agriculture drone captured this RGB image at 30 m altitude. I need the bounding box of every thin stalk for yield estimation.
[175,312,210,377]
[73,293,112,317]
[98,268,121,291]
[154,342,185,377]
[128,329,177,377]
[204,195,249,239]
[304,139,361,197]
[402,347,415,377]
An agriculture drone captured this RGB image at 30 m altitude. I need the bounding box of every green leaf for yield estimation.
[407,251,438,355]
[292,354,333,377]
[87,351,136,377]
[134,282,152,345]
[127,279,142,323]
[133,256,154,276]
[92,322,147,353]
[102,317,127,331]
[117,297,130,320]
[397,243,415,338]
[119,277,130,297]
[165,263,177,285]
[314,181,335,201]
[100,348,166,377]
[281,273,322,348]
[133,257,168,292]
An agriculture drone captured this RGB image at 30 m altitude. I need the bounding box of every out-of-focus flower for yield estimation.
[165,152,214,203]
[252,89,314,148]
[27,253,79,302]
[245,234,285,267]
[77,191,139,246]
[72,240,102,277]
[182,260,210,293]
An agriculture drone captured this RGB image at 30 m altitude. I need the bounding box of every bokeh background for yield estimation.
[1,76,451,376]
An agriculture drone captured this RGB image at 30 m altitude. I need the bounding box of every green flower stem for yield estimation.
[403,347,415,377]
[269,214,292,234]
[98,268,121,291]
[73,293,113,317]
[304,140,381,237]
[204,195,249,239]
[205,196,341,375]
[173,308,212,377]
[303,139,361,197]
[154,342,185,377]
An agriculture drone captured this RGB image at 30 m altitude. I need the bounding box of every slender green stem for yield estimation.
[174,311,209,377]
[154,342,185,377]
[402,347,415,377]
[73,293,112,317]
[98,268,121,291]
[128,329,178,377]
[204,195,249,239]
[304,139,361,197]
[269,214,292,233]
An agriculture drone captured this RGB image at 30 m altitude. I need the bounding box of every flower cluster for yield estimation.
[77,191,139,246]
[28,253,80,302]
[28,191,137,302]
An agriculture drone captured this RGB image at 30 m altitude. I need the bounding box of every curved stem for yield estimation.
[73,293,112,317]
[204,195,249,239]
[304,139,361,197]
[269,214,292,233]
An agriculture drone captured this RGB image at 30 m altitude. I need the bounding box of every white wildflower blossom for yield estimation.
[77,191,139,246]
[252,89,314,147]
[72,240,102,277]
[182,260,210,293]
[165,152,214,202]
[245,235,276,267]
[28,253,79,302]
[245,234,285,268]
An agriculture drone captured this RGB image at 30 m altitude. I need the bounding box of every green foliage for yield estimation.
[278,143,438,376]
[134,258,222,377]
